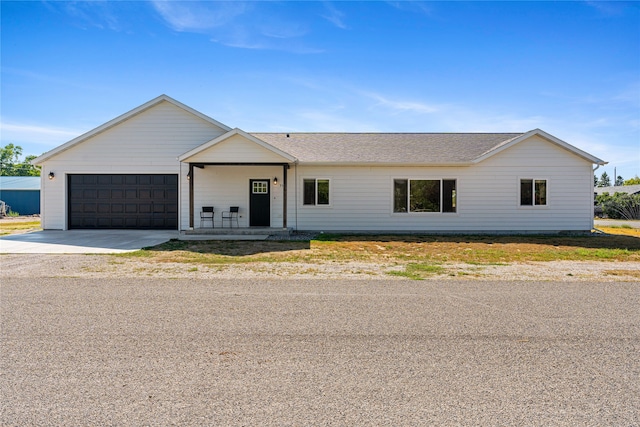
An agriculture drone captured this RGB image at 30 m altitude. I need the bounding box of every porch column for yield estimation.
[189,163,194,229]
[282,164,288,229]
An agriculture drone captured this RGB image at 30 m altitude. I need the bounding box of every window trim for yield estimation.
[302,177,331,207]
[518,177,549,208]
[392,178,457,214]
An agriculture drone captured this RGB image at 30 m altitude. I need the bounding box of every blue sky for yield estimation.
[1,1,639,180]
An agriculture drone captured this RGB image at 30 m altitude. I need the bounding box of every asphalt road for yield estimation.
[2,278,639,426]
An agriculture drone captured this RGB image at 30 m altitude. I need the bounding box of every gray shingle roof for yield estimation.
[249,133,525,164]
[594,185,640,196]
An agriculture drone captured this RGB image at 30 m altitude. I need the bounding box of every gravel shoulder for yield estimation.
[2,253,639,281]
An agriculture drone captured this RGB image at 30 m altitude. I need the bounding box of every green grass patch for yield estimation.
[388,262,445,280]
[465,261,509,266]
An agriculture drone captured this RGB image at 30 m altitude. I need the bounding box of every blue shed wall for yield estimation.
[0,190,40,215]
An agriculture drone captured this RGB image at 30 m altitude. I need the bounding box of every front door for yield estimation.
[249,179,270,226]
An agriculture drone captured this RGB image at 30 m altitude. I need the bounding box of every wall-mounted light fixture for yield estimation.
[273,177,278,186]
[187,171,191,180]
[48,172,55,180]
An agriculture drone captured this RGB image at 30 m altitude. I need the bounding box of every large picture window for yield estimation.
[303,179,330,206]
[394,179,456,213]
[520,179,547,206]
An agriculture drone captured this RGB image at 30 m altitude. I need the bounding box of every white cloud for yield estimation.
[386,1,435,18]
[584,1,630,16]
[151,1,321,53]
[363,92,441,115]
[151,1,249,32]
[0,122,81,145]
[322,2,348,29]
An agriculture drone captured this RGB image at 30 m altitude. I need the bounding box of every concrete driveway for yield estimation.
[0,229,178,254]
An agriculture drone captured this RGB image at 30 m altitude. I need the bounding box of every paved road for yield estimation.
[2,278,639,426]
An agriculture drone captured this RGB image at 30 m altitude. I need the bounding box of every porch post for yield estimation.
[189,163,194,229]
[282,164,288,229]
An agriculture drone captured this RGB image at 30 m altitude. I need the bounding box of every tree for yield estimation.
[598,171,611,187]
[594,174,598,187]
[0,144,40,176]
[615,175,624,186]
[624,176,640,186]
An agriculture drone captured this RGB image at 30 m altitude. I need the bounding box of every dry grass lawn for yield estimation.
[0,220,41,235]
[127,228,640,266]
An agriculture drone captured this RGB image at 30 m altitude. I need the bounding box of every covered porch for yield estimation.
[184,162,291,231]
[177,128,298,233]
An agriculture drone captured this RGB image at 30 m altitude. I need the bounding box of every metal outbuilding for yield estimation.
[0,176,41,215]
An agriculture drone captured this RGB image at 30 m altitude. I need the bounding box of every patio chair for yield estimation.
[221,206,239,228]
[200,206,214,228]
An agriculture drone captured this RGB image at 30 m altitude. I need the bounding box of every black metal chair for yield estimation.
[200,206,214,228]
[221,206,239,228]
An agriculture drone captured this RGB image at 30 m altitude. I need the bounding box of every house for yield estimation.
[33,95,606,233]
[0,176,41,216]
[594,185,640,197]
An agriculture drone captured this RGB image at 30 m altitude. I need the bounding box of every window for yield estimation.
[394,179,456,213]
[303,179,330,205]
[520,179,547,206]
[252,181,268,194]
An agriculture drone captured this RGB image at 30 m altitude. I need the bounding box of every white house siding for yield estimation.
[39,101,226,229]
[185,134,291,164]
[288,135,594,232]
[186,165,284,229]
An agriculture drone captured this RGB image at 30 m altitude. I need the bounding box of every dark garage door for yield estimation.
[68,174,178,229]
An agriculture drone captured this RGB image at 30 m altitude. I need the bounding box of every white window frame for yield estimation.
[518,177,549,208]
[252,180,269,194]
[302,178,331,207]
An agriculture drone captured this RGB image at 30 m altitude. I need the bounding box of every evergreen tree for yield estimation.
[598,171,611,187]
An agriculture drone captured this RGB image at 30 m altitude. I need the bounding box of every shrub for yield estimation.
[596,192,640,220]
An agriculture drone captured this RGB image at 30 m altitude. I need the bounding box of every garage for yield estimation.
[68,174,178,229]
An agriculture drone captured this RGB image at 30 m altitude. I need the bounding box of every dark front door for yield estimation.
[68,174,178,229]
[249,179,270,227]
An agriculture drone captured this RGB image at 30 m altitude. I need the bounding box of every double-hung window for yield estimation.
[303,179,330,206]
[394,179,456,213]
[520,179,547,206]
